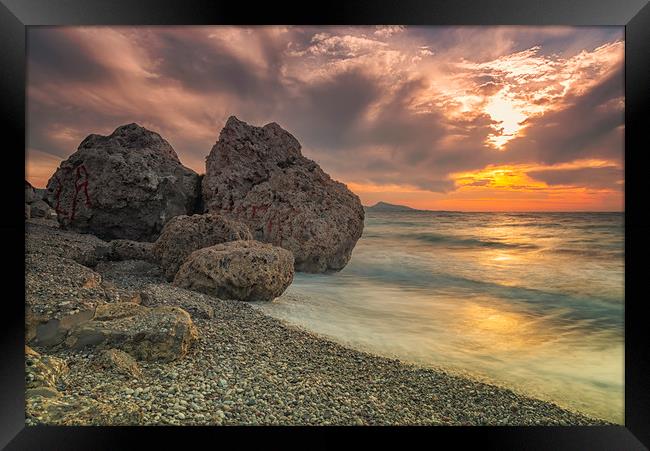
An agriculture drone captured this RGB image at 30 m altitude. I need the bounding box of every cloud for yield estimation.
[504,66,624,165]
[28,28,113,85]
[527,166,623,189]
[25,26,624,211]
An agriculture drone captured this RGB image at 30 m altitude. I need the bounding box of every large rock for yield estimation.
[153,213,252,281]
[45,123,200,242]
[65,302,198,362]
[173,240,294,302]
[202,116,365,273]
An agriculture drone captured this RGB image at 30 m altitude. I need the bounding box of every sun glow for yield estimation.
[484,91,529,148]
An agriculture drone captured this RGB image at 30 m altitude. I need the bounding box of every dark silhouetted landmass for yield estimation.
[365,201,418,212]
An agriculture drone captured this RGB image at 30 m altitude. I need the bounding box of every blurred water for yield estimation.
[255,211,624,423]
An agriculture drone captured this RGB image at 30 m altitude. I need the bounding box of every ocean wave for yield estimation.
[299,265,623,329]
[494,222,564,228]
[552,248,624,258]
[407,232,539,249]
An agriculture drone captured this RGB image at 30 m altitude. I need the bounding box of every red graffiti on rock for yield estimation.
[54,164,92,220]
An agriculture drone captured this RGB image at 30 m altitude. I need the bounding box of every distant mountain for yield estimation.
[365,201,419,212]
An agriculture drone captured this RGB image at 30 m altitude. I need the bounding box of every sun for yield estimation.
[484,91,529,149]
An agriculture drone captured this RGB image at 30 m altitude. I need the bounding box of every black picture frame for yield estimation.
[2,0,649,449]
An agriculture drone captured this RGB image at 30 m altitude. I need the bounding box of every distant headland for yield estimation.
[364,201,419,212]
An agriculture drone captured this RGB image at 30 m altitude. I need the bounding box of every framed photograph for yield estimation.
[2,0,649,449]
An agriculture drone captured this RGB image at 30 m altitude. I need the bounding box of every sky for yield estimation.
[26,26,624,211]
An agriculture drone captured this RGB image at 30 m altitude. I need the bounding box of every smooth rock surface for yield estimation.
[46,123,200,241]
[174,240,294,302]
[153,213,252,281]
[65,302,198,362]
[202,116,364,273]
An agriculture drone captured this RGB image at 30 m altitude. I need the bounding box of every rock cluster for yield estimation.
[202,116,364,273]
[25,220,198,362]
[45,123,200,242]
[25,116,370,425]
[39,117,364,284]
[153,213,252,281]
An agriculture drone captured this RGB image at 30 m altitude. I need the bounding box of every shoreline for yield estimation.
[25,219,612,426]
[252,298,622,424]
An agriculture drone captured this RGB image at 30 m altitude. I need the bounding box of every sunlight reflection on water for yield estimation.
[255,211,624,423]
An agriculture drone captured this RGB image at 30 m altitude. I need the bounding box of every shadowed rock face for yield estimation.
[46,123,200,242]
[202,116,365,273]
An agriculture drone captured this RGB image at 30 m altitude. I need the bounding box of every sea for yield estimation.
[254,210,625,423]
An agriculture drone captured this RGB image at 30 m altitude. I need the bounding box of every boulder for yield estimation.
[173,240,294,302]
[45,123,200,242]
[109,239,156,263]
[202,116,365,273]
[26,219,111,267]
[153,213,252,281]
[65,302,198,362]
